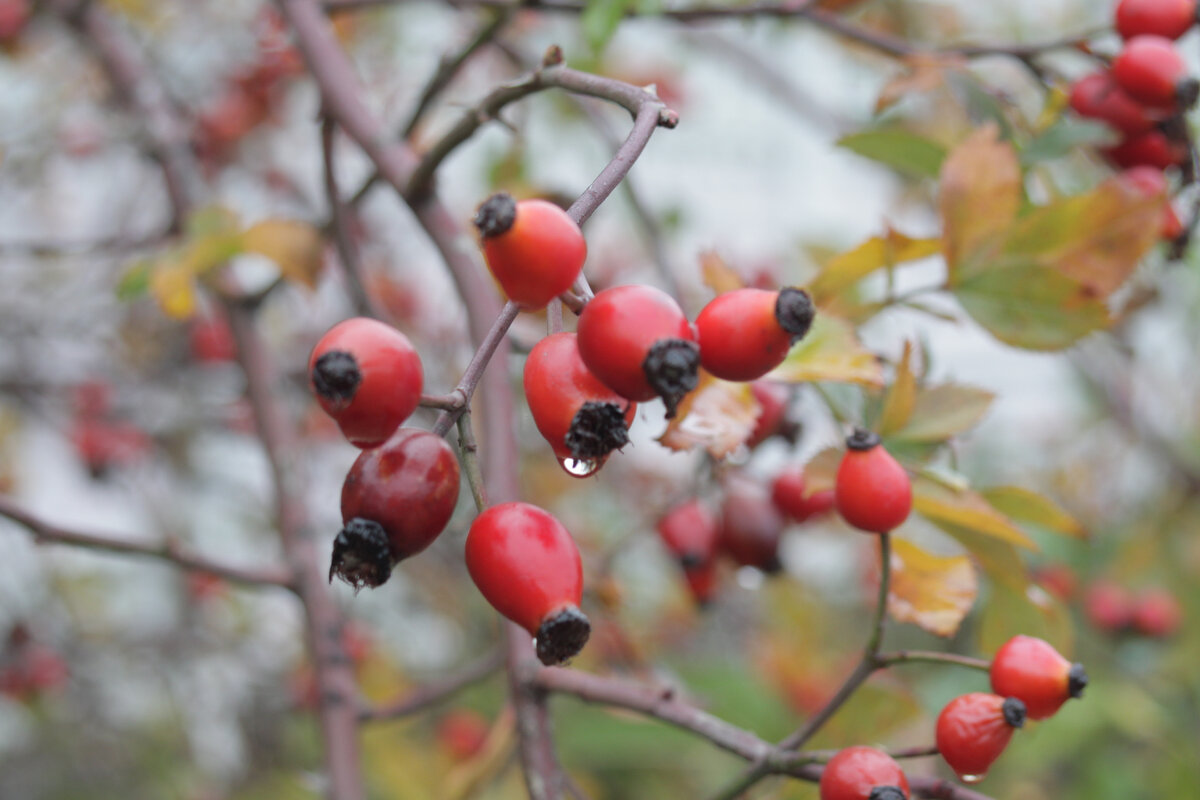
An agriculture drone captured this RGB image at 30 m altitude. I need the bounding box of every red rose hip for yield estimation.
[719,476,786,573]
[576,284,700,418]
[1067,73,1157,137]
[523,332,635,473]
[465,502,589,665]
[989,635,1087,720]
[474,193,586,311]
[819,746,910,800]
[309,317,424,448]
[936,693,1025,782]
[332,428,460,589]
[1115,0,1196,41]
[834,429,911,534]
[1112,35,1199,112]
[694,287,815,382]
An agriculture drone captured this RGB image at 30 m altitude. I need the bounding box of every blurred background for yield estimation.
[0,0,1197,798]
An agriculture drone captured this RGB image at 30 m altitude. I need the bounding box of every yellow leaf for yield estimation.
[803,447,841,496]
[767,315,883,387]
[878,341,917,436]
[940,125,1021,276]
[698,250,746,294]
[243,219,326,289]
[658,372,759,459]
[912,476,1038,550]
[807,230,941,304]
[149,263,198,319]
[892,383,994,442]
[888,537,978,637]
[980,485,1086,539]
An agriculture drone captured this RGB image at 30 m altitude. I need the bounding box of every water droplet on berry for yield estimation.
[559,457,600,478]
[960,774,985,785]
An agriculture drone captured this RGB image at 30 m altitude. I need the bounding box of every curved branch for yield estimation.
[360,647,504,721]
[0,495,295,590]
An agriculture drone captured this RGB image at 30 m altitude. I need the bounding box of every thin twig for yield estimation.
[0,495,295,590]
[321,116,380,318]
[876,650,990,671]
[360,647,504,721]
[456,411,490,512]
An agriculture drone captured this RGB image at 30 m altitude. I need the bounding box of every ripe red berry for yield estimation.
[771,465,835,523]
[681,558,720,607]
[936,693,1026,783]
[331,428,460,589]
[0,0,30,44]
[1115,0,1196,41]
[694,287,815,382]
[523,332,635,474]
[1119,165,1184,239]
[465,502,590,665]
[834,429,911,534]
[657,499,720,569]
[1033,563,1078,602]
[474,193,586,311]
[1067,72,1157,137]
[719,476,786,573]
[1112,35,1199,111]
[576,284,700,417]
[819,746,910,800]
[1131,587,1183,637]
[189,312,237,363]
[437,709,491,761]
[309,317,424,448]
[989,635,1087,720]
[1084,579,1135,632]
[1103,129,1190,169]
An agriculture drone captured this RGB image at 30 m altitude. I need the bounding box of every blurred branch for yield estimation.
[431,301,520,436]
[877,650,991,671]
[321,116,382,319]
[360,647,505,721]
[0,232,173,258]
[0,495,295,590]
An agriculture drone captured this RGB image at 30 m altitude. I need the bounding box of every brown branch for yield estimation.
[0,495,295,590]
[321,117,381,319]
[360,647,504,721]
[0,232,173,258]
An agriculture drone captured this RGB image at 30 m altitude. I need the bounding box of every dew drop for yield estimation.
[959,774,985,785]
[559,457,600,478]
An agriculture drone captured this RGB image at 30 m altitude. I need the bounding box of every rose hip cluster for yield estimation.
[1068,0,1199,239]
[819,635,1086,797]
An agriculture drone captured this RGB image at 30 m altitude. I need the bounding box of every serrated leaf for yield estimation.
[767,315,883,387]
[891,383,993,442]
[807,230,941,304]
[698,250,745,294]
[658,372,758,459]
[1000,176,1162,299]
[939,125,1021,275]
[980,485,1086,540]
[912,476,1038,551]
[878,341,917,436]
[888,537,978,637]
[838,129,948,179]
[952,260,1109,350]
[243,219,325,289]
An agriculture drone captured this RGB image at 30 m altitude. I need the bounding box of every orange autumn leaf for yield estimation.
[658,372,759,459]
[888,537,978,637]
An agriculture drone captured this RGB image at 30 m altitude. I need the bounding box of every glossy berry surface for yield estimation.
[523,332,635,470]
[936,693,1025,782]
[819,746,910,800]
[694,287,815,382]
[834,430,912,534]
[1112,35,1198,111]
[1068,73,1156,137]
[1115,0,1196,41]
[309,317,424,448]
[576,284,699,417]
[771,465,835,523]
[475,194,586,311]
[332,428,460,589]
[465,502,589,665]
[719,476,786,572]
[990,635,1087,720]
[1131,587,1183,637]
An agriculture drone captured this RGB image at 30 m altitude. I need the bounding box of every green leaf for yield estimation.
[807,231,941,304]
[582,0,629,53]
[837,129,947,179]
[952,260,1109,350]
[116,259,154,301]
[892,384,994,442]
[1020,118,1116,165]
[977,580,1073,657]
[912,476,1038,551]
[185,205,240,238]
[767,314,884,387]
[945,72,1014,140]
[980,486,1087,539]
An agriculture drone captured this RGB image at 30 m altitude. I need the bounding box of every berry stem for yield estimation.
[456,412,490,512]
[875,650,991,671]
[432,300,521,437]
